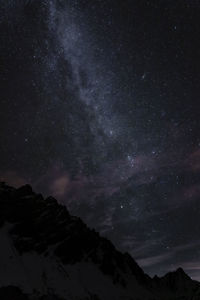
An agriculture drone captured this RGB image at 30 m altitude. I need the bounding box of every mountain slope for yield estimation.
[0,182,199,300]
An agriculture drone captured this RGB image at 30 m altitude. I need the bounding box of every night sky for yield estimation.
[1,0,200,280]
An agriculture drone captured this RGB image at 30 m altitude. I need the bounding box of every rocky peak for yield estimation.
[0,183,148,287]
[0,183,200,300]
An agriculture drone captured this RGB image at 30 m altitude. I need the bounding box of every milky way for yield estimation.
[1,0,200,280]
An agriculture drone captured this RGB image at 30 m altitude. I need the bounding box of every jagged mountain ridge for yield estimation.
[0,182,199,300]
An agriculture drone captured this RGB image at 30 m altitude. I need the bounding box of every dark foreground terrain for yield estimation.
[0,182,200,300]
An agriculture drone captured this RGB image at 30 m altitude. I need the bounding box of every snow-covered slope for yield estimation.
[0,183,199,300]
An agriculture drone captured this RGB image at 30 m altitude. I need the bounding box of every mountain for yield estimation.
[0,182,199,300]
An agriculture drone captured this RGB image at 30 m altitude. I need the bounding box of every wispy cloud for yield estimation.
[136,252,173,268]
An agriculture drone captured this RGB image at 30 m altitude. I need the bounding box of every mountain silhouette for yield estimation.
[0,182,199,300]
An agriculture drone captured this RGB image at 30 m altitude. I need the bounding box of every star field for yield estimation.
[1,0,200,280]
